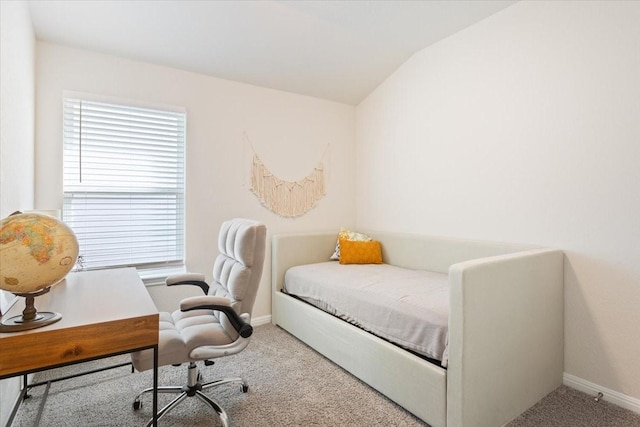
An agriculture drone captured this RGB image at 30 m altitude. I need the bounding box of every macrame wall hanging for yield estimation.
[246,133,327,218]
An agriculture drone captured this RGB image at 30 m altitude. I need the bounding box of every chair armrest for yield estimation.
[166,273,209,294]
[180,296,253,339]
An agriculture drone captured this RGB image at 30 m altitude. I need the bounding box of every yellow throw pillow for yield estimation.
[330,228,372,260]
[339,238,383,265]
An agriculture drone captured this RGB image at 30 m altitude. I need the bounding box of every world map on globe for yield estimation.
[0,212,79,294]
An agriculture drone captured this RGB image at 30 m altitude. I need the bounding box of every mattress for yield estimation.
[283,262,450,366]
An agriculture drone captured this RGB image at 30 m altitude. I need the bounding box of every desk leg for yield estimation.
[152,345,158,427]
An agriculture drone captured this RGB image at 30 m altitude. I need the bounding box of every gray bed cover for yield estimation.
[284,262,450,366]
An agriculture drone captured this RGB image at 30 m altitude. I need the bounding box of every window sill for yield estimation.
[138,265,186,287]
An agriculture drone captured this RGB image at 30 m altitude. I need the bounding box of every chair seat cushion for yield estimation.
[131,310,234,372]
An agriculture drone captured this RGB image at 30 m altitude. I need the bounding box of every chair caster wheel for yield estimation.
[133,400,142,410]
[242,384,249,393]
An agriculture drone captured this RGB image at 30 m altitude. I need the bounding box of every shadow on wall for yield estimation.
[563,251,638,397]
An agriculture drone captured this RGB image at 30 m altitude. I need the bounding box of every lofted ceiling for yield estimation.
[27,0,516,105]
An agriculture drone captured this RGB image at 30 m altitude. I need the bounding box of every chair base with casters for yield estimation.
[132,360,248,427]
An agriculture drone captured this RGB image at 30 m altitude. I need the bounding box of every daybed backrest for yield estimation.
[271,231,536,294]
[272,233,337,293]
[367,231,535,274]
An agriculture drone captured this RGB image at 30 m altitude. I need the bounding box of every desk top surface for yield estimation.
[0,268,159,377]
[0,267,157,336]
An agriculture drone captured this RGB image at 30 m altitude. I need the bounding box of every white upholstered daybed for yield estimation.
[271,231,564,427]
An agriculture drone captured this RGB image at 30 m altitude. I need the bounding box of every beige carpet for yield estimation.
[11,323,640,427]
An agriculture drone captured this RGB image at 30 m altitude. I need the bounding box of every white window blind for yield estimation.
[63,98,185,271]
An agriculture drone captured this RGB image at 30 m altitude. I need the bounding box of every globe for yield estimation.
[0,213,78,294]
[0,212,79,294]
[0,212,79,331]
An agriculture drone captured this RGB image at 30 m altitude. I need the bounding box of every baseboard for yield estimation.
[251,314,272,327]
[564,373,640,415]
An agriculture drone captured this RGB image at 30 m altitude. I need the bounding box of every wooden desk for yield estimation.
[0,268,159,426]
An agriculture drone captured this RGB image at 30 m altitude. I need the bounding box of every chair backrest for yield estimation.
[209,218,266,321]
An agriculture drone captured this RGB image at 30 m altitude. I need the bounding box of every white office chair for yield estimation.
[130,218,266,427]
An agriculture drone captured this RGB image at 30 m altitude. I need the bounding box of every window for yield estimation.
[63,96,185,276]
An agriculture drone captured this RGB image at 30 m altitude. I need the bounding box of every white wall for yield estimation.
[356,0,640,402]
[0,0,35,218]
[0,1,35,424]
[35,42,356,318]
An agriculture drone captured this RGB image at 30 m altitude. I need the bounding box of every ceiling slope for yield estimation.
[27,0,516,105]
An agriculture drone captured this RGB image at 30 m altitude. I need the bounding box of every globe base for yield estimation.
[0,310,61,332]
[0,287,62,332]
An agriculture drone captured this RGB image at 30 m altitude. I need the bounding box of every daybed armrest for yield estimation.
[271,232,338,293]
[180,295,253,338]
[446,248,564,427]
[166,273,209,295]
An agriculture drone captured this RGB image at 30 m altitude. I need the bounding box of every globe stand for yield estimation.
[0,287,61,332]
